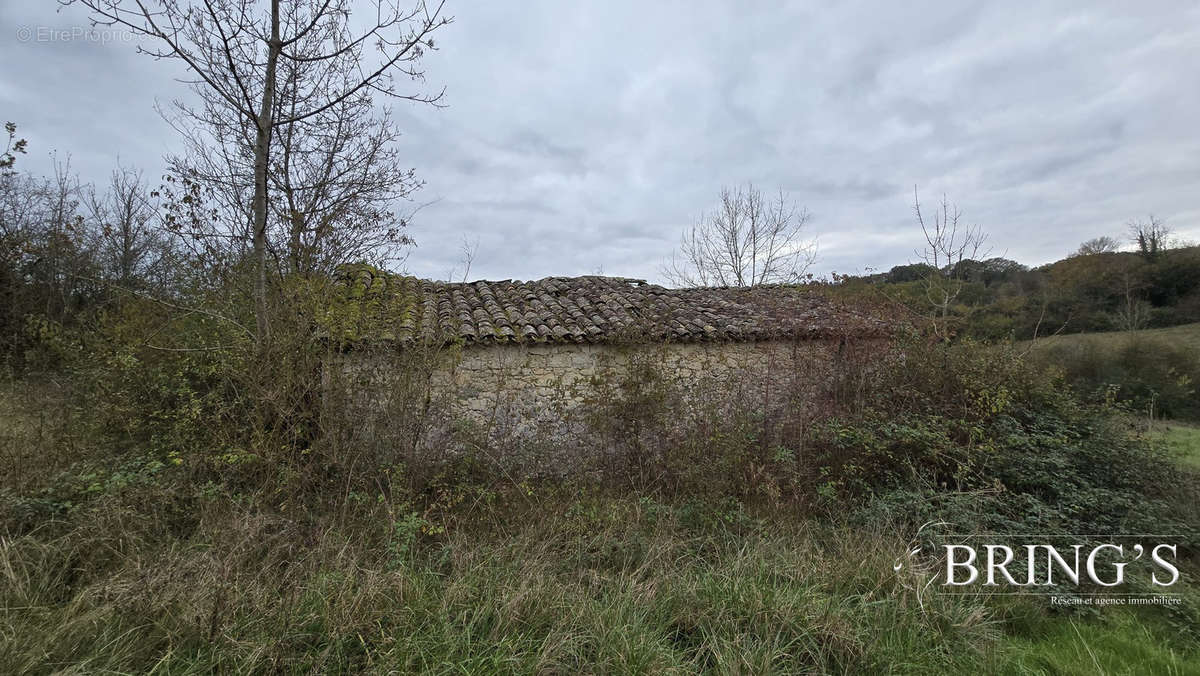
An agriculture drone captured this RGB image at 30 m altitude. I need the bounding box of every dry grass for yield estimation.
[0,492,1009,674]
[3,484,1198,674]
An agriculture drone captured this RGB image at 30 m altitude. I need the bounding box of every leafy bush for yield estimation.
[809,341,1190,539]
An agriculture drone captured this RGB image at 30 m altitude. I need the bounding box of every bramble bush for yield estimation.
[812,341,1195,540]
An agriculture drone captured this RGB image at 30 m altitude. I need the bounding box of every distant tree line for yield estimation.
[839,221,1200,341]
[0,124,179,367]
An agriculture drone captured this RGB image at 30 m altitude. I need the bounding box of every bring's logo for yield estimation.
[892,522,1184,608]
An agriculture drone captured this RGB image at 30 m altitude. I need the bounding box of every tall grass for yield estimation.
[0,491,998,673]
[3,489,1197,674]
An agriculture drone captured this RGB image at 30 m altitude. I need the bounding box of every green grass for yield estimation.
[1019,322,1200,422]
[1023,321,1200,353]
[1000,613,1200,676]
[1153,422,1200,469]
[3,368,1199,674]
[0,495,983,674]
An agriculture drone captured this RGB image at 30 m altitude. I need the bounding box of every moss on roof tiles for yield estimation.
[325,264,891,348]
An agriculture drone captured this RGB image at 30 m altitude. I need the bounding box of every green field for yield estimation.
[1154,422,1200,469]
[1024,322,1200,353]
[1023,323,1200,464]
[1018,322,1200,423]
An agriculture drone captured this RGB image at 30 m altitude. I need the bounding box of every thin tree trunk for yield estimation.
[252,0,281,344]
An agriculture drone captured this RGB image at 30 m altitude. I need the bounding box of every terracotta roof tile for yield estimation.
[331,266,890,346]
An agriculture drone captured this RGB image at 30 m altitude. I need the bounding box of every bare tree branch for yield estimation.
[912,187,990,341]
[67,0,452,344]
[1128,215,1172,260]
[661,184,817,288]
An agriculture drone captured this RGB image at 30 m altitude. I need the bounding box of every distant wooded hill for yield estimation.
[835,245,1200,341]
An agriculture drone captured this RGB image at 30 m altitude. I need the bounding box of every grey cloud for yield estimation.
[4,0,1198,284]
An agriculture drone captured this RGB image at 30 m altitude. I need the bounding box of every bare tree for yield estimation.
[0,156,103,323]
[912,188,989,341]
[1115,269,1151,333]
[83,167,169,289]
[661,184,816,287]
[1074,235,1120,257]
[1128,215,1172,260]
[446,234,479,283]
[270,89,419,277]
[160,15,427,281]
[70,0,451,343]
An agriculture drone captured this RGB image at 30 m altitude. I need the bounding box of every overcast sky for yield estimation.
[4,1,1199,283]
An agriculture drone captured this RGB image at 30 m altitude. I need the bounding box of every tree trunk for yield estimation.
[252,0,282,344]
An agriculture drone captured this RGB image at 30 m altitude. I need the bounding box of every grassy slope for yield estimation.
[1023,322,1200,353]
[1018,322,1200,422]
[1021,321,1200,465]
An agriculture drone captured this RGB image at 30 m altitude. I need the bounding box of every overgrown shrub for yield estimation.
[809,340,1191,539]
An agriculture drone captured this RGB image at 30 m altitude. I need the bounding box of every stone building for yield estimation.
[327,267,892,426]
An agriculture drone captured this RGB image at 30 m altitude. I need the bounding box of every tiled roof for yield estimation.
[330,266,891,347]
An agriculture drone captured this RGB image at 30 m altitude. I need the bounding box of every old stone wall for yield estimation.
[333,337,885,425]
[324,337,890,476]
[442,340,833,419]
